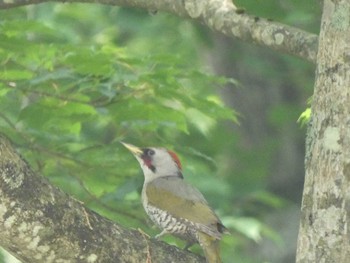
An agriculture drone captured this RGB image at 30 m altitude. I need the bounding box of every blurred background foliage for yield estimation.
[0,1,320,262]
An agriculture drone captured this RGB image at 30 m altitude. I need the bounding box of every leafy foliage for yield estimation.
[0,2,242,249]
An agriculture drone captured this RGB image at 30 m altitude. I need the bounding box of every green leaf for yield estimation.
[111,100,188,133]
[223,217,263,242]
[0,20,56,38]
[0,70,34,80]
[185,108,215,136]
[297,108,311,127]
[19,98,96,136]
[64,49,114,76]
[0,86,11,97]
[251,191,285,209]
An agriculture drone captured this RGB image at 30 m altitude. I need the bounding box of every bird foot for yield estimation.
[155,230,168,239]
[183,242,194,251]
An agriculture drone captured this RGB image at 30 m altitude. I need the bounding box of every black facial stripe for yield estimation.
[141,148,156,173]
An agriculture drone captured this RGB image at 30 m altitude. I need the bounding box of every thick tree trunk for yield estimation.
[0,134,204,263]
[296,0,350,262]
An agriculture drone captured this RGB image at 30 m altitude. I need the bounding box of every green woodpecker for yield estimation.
[122,142,227,263]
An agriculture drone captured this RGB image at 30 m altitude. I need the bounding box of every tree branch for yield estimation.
[0,134,204,263]
[0,0,318,63]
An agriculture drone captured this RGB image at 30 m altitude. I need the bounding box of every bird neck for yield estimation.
[143,172,183,185]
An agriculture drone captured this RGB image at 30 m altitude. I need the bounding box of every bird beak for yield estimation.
[121,142,143,156]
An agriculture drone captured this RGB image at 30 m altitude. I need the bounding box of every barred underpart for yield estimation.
[146,204,199,244]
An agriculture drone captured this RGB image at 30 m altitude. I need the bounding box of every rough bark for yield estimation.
[0,0,318,63]
[296,0,350,262]
[0,134,204,263]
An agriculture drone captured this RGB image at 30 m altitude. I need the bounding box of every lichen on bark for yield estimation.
[296,1,350,262]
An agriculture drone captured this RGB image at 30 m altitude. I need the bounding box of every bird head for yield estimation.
[121,142,183,183]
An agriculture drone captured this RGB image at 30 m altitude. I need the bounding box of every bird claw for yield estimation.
[155,230,168,239]
[183,242,194,251]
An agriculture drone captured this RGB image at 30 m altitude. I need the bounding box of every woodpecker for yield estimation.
[122,142,227,263]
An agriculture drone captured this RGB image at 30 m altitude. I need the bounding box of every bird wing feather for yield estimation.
[146,177,224,239]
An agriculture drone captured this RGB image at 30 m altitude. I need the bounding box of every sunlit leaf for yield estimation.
[223,217,263,242]
[0,70,34,80]
[297,107,311,127]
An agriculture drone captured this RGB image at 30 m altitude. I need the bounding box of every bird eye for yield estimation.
[147,149,155,156]
[143,148,155,157]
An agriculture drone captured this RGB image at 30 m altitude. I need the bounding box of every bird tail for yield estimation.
[197,232,222,263]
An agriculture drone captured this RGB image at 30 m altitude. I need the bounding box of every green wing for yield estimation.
[146,177,224,238]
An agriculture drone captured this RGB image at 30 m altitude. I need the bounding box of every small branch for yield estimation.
[0,134,204,263]
[203,12,318,63]
[0,0,318,63]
